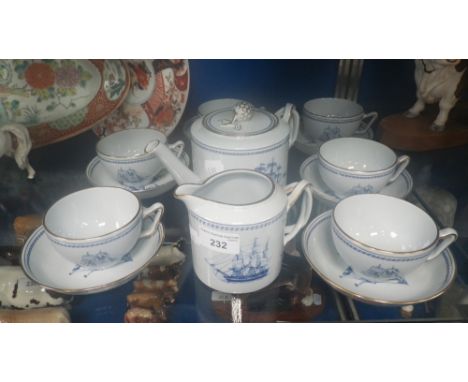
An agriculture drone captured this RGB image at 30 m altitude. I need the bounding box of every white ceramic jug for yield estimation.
[172,168,313,294]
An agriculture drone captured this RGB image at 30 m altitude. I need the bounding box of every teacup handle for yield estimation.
[139,202,165,239]
[426,228,458,262]
[168,140,185,159]
[283,180,313,245]
[387,155,410,184]
[275,103,300,148]
[356,111,378,134]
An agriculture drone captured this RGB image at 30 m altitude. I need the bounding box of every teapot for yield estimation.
[145,150,313,293]
[168,100,300,185]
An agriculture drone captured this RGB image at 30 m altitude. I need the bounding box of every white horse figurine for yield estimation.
[0,123,35,179]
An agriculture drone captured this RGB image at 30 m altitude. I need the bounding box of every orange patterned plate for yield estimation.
[92,60,190,138]
[0,59,130,148]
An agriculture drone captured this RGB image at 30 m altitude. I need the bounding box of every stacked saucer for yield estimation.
[301,194,458,306]
[21,187,165,295]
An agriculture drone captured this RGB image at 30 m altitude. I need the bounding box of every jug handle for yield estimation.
[140,202,165,239]
[283,180,313,246]
[275,103,300,148]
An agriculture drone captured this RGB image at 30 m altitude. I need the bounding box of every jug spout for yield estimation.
[173,184,205,209]
[145,140,201,185]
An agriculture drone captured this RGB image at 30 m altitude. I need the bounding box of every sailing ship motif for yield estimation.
[343,184,375,197]
[318,126,341,142]
[255,159,285,184]
[207,238,270,283]
[69,250,133,278]
[340,265,408,287]
[117,167,145,185]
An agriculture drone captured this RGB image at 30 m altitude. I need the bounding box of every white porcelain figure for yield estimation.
[157,100,300,185]
[331,194,458,282]
[96,128,184,187]
[0,123,35,179]
[43,187,164,270]
[406,59,468,132]
[318,137,410,198]
[302,98,378,142]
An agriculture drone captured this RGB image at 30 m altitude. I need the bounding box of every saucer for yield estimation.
[299,154,413,205]
[21,222,165,295]
[294,126,374,156]
[86,152,190,199]
[301,211,456,305]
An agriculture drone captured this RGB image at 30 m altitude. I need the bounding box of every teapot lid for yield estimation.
[202,102,278,137]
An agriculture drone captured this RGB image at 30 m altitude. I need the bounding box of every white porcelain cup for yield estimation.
[198,98,242,115]
[96,128,184,187]
[318,137,410,198]
[302,98,378,142]
[43,187,164,270]
[331,194,458,281]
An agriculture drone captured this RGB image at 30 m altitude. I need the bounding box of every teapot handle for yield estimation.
[283,180,313,246]
[275,103,300,148]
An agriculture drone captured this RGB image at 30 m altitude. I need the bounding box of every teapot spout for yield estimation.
[145,140,201,185]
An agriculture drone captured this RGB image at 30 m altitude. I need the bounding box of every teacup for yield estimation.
[318,137,410,198]
[302,98,377,142]
[96,128,184,187]
[198,98,242,115]
[43,187,164,269]
[331,194,458,281]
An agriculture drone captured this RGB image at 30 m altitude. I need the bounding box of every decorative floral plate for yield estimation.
[93,60,190,138]
[0,59,130,148]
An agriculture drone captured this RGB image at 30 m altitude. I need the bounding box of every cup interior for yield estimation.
[304,98,363,119]
[97,129,167,158]
[320,138,396,171]
[44,187,140,239]
[333,194,437,253]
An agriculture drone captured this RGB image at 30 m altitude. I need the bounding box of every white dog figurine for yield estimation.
[406,59,468,132]
[0,123,35,179]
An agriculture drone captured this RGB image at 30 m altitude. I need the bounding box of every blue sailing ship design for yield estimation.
[343,184,375,197]
[207,238,270,283]
[117,167,145,185]
[255,159,285,184]
[69,250,133,278]
[318,126,341,142]
[340,265,408,287]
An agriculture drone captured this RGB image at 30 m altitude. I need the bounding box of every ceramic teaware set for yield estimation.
[20,97,459,304]
[295,97,378,155]
[21,187,165,294]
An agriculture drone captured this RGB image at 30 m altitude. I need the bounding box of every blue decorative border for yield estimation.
[332,225,429,262]
[319,157,394,179]
[191,136,289,156]
[303,110,362,123]
[190,209,286,231]
[99,153,154,165]
[47,211,142,249]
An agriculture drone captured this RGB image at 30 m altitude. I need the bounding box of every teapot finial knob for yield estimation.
[222,101,254,130]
